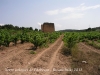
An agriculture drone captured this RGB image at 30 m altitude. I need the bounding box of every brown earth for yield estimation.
[1,36,100,75]
[80,42,100,54]
[0,36,71,75]
[70,42,100,75]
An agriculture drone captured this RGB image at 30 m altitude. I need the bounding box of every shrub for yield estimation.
[63,33,78,56]
[30,50,36,54]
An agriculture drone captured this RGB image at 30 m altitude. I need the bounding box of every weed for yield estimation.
[71,45,79,61]
[87,40,100,49]
[30,50,36,54]
[62,46,71,56]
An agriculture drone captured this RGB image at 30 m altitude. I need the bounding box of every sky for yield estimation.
[0,0,100,31]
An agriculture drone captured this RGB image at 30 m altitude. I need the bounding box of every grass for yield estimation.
[62,44,79,57]
[40,43,49,48]
[62,46,71,56]
[70,48,100,75]
[62,42,100,75]
[30,50,36,54]
[86,40,100,49]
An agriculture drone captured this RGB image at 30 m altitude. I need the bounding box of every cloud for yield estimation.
[45,3,100,21]
[80,3,85,6]
[81,5,100,11]
[45,9,59,15]
[60,4,100,13]
[60,13,85,20]
[93,5,100,9]
[61,7,75,13]
[37,22,41,26]
[45,4,100,15]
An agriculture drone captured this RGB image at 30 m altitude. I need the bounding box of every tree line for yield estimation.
[0,24,39,31]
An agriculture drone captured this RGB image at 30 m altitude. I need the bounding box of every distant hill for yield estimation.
[58,26,100,32]
[59,29,84,32]
[92,27,100,31]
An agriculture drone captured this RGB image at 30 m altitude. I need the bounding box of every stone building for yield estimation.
[41,22,55,32]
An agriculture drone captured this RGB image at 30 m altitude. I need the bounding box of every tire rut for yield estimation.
[44,41,63,75]
[80,43,100,54]
[1,36,63,75]
[26,36,62,67]
[20,36,63,75]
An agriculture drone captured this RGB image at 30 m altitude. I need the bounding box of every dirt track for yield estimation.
[79,42,100,54]
[0,36,71,75]
[1,36,100,75]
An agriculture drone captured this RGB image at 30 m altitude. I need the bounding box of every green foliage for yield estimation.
[30,50,36,54]
[30,32,61,50]
[79,31,100,41]
[97,40,100,43]
[12,33,20,45]
[20,33,26,44]
[0,31,5,46]
[63,33,77,49]
[87,40,100,49]
[0,30,16,47]
[48,32,60,43]
[0,24,33,30]
[4,32,12,47]
[71,44,79,58]
[30,33,47,49]
[0,28,61,49]
[63,32,78,55]
[62,31,100,56]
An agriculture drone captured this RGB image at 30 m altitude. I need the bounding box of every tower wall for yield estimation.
[41,23,55,32]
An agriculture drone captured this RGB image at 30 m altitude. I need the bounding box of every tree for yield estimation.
[29,27,33,30]
[15,26,19,30]
[86,27,91,31]
[35,28,38,31]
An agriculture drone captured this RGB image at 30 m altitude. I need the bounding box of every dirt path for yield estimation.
[20,35,65,75]
[49,45,71,75]
[0,35,70,75]
[44,41,63,75]
[80,42,100,54]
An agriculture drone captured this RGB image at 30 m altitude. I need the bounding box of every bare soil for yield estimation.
[0,36,71,75]
[1,36,100,75]
[70,42,100,75]
[82,42,100,54]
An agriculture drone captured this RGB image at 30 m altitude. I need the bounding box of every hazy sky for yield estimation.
[0,0,100,30]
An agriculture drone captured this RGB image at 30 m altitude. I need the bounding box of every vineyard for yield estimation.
[63,31,100,50]
[0,28,100,75]
[0,29,60,49]
[63,31,100,75]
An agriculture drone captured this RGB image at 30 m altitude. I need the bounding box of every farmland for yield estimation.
[63,32,100,75]
[0,28,100,75]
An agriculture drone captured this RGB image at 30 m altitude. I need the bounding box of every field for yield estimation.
[0,29,100,75]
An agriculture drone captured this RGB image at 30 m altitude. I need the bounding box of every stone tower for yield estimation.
[41,22,55,32]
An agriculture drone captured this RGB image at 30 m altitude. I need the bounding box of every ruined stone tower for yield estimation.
[41,22,55,32]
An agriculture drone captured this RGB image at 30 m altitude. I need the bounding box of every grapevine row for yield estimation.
[0,29,61,49]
